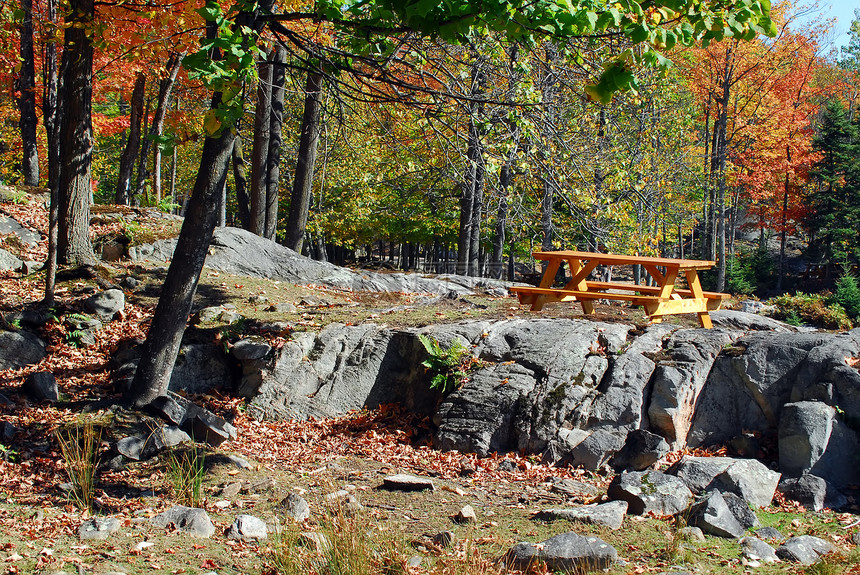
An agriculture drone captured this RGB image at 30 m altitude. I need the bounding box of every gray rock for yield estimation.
[134,226,499,295]
[193,306,226,324]
[712,458,780,508]
[607,470,693,517]
[852,531,860,546]
[382,474,435,491]
[120,276,138,289]
[778,474,848,512]
[497,459,517,472]
[667,456,779,508]
[23,371,58,402]
[739,300,768,315]
[549,478,600,500]
[721,492,760,529]
[231,338,272,361]
[779,401,835,477]
[225,514,268,541]
[560,427,627,470]
[64,314,102,331]
[533,501,628,530]
[454,505,477,524]
[115,426,191,461]
[221,482,242,498]
[266,302,298,313]
[0,215,41,245]
[775,535,836,565]
[169,344,233,394]
[709,310,791,332]
[78,517,121,540]
[740,537,779,563]
[84,289,125,320]
[281,493,311,522]
[0,329,46,370]
[503,532,618,572]
[150,506,216,538]
[188,408,237,447]
[0,247,22,271]
[648,328,738,448]
[687,332,830,448]
[612,429,670,471]
[755,526,783,541]
[678,526,705,542]
[688,490,746,539]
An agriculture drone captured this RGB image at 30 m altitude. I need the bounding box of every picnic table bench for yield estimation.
[510,250,729,328]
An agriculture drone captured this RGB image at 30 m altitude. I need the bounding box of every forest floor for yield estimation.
[0,190,858,574]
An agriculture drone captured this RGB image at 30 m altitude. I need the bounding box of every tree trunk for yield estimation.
[133,94,152,205]
[467,118,485,277]
[265,46,286,240]
[232,136,250,230]
[284,70,323,253]
[18,0,38,186]
[249,48,272,236]
[58,0,96,266]
[714,46,733,291]
[457,58,486,276]
[115,73,146,205]
[151,55,182,203]
[42,0,59,304]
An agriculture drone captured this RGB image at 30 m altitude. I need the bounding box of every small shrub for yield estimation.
[767,292,852,330]
[726,247,775,295]
[164,446,205,507]
[418,334,472,395]
[56,419,101,511]
[829,269,860,322]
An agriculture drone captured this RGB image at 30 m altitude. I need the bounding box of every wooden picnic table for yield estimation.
[510,250,729,328]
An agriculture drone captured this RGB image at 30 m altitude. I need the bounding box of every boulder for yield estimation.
[225,514,268,541]
[149,394,237,447]
[503,532,618,572]
[775,535,837,565]
[78,517,121,541]
[688,490,746,539]
[134,226,512,296]
[533,501,628,530]
[648,328,738,448]
[0,329,46,370]
[687,332,830,448]
[611,429,670,471]
[557,427,627,470]
[709,310,792,332]
[169,344,233,395]
[280,493,311,522]
[381,474,435,491]
[739,537,779,563]
[667,456,780,508]
[150,506,216,538]
[779,401,860,490]
[778,474,848,512]
[22,372,58,402]
[0,247,22,271]
[84,289,125,320]
[549,478,600,500]
[607,470,693,517]
[721,492,760,529]
[0,215,41,245]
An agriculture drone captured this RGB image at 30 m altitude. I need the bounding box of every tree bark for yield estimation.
[249,48,272,236]
[265,46,287,240]
[57,0,96,266]
[42,0,59,304]
[18,0,39,186]
[115,73,146,205]
[125,119,235,406]
[152,54,182,203]
[284,70,323,253]
[232,136,250,230]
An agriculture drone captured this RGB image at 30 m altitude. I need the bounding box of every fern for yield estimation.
[418,334,472,395]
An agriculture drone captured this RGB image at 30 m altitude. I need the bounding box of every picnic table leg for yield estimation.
[531,259,562,311]
[685,270,713,328]
[566,258,596,314]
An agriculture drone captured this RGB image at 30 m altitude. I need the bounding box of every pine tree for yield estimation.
[806,99,859,266]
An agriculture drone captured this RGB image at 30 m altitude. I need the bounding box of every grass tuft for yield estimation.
[164,446,206,507]
[55,419,101,511]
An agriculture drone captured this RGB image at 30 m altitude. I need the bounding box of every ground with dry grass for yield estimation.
[0,192,858,574]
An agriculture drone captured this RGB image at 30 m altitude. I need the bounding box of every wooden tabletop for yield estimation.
[531,250,716,270]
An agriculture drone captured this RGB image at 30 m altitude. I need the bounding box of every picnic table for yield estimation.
[510,250,729,328]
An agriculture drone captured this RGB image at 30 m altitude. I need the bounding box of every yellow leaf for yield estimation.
[202,110,221,135]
